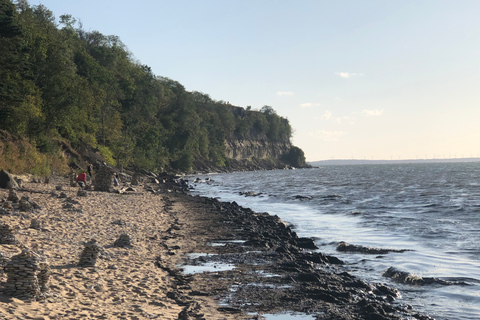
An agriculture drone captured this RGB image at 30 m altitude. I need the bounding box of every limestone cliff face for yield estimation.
[225,139,291,160]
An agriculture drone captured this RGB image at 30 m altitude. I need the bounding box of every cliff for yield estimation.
[224,138,292,160]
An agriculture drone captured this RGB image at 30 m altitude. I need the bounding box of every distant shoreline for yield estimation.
[309,157,480,166]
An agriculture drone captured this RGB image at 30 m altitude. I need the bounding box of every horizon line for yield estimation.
[309,157,480,163]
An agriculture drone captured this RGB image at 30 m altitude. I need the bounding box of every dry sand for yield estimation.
[0,178,230,320]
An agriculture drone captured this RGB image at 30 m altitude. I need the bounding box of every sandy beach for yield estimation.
[0,175,432,320]
[0,176,231,320]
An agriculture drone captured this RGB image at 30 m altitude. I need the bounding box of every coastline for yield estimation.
[0,175,432,319]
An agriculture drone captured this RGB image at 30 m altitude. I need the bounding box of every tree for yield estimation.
[260,105,277,115]
[282,146,307,168]
[0,0,43,136]
[0,0,305,173]
[0,0,24,126]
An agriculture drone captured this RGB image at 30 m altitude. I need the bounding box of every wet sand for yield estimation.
[0,177,432,320]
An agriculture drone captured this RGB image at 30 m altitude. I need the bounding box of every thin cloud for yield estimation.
[320,110,332,120]
[310,130,346,142]
[300,102,320,108]
[276,91,294,96]
[336,72,364,78]
[335,116,356,125]
[362,109,384,117]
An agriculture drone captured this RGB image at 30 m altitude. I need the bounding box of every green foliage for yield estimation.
[97,145,116,166]
[0,0,302,173]
[171,151,193,172]
[282,146,307,168]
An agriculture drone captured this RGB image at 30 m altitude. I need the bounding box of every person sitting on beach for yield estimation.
[76,172,87,189]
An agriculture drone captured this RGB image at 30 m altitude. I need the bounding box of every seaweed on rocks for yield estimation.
[337,241,412,255]
[165,189,435,320]
[383,266,469,286]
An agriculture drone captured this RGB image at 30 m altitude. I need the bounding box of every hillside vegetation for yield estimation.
[0,0,305,174]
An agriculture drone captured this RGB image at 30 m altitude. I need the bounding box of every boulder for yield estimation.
[0,169,19,189]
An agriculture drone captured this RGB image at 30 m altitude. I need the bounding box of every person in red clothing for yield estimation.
[76,172,87,188]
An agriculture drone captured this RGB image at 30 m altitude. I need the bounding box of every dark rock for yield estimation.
[7,189,19,203]
[0,169,19,189]
[0,220,17,244]
[79,239,101,267]
[29,219,42,230]
[295,237,318,249]
[337,241,411,254]
[114,234,132,248]
[383,266,467,286]
[112,219,127,226]
[19,196,33,212]
[294,195,312,200]
[299,251,344,265]
[94,165,115,192]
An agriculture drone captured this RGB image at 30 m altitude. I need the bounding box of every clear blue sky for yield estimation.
[28,0,480,161]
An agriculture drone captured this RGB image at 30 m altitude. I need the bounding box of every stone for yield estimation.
[0,207,12,215]
[94,165,115,192]
[77,190,87,197]
[0,169,19,189]
[131,173,140,186]
[0,220,17,244]
[29,219,42,230]
[0,252,10,268]
[7,189,19,203]
[4,249,50,300]
[112,219,126,226]
[114,234,132,248]
[79,239,101,267]
[14,178,22,188]
[19,196,33,212]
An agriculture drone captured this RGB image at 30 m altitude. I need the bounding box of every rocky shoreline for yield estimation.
[0,173,434,319]
[165,192,435,320]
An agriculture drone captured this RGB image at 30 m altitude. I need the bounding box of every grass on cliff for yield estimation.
[0,130,69,177]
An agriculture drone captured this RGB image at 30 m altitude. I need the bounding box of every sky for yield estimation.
[27,0,480,161]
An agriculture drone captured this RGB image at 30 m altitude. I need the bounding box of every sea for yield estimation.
[189,162,480,320]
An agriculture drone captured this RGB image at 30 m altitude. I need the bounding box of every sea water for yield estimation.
[190,162,480,320]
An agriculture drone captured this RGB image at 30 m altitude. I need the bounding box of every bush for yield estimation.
[0,131,69,176]
[98,145,117,166]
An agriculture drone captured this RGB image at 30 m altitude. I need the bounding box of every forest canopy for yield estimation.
[0,0,301,172]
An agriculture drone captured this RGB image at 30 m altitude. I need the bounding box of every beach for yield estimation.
[0,175,431,320]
